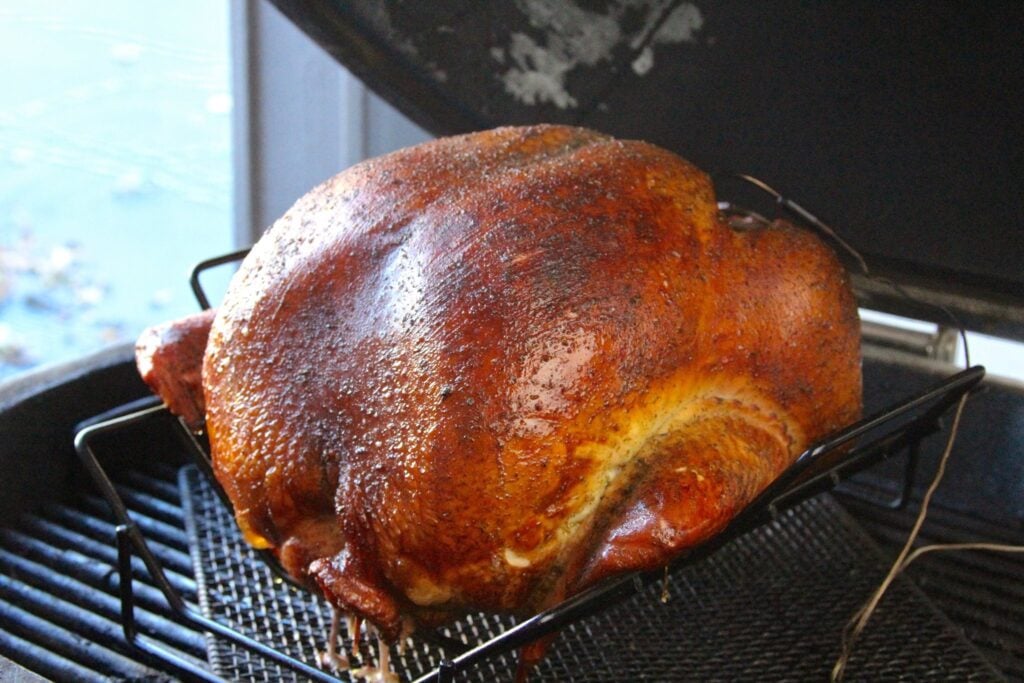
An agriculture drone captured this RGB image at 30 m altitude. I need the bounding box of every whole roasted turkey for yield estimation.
[138,125,861,661]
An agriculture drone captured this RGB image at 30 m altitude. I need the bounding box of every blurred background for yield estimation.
[0,1,234,379]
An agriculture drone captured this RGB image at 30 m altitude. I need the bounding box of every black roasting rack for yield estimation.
[72,246,989,682]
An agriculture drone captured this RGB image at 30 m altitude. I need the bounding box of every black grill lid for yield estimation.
[268,1,1024,339]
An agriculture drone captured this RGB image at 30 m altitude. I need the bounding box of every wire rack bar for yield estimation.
[189,248,251,310]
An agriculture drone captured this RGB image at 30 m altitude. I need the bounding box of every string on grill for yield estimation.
[732,175,1024,682]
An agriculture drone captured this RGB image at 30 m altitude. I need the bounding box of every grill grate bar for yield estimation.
[0,463,211,681]
[79,494,190,548]
[0,626,101,682]
[0,548,206,657]
[112,482,192,527]
[116,467,184,502]
[0,593,161,680]
[38,503,194,576]
[7,516,196,596]
[0,526,194,620]
[0,570,206,670]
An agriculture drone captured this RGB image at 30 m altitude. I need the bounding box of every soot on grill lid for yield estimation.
[266,0,1024,339]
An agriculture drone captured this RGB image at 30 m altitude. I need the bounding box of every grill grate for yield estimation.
[839,482,1024,681]
[0,461,207,681]
[182,466,1002,682]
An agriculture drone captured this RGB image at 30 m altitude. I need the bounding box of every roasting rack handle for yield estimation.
[75,398,344,682]
[190,247,251,310]
[115,523,221,682]
[74,397,188,613]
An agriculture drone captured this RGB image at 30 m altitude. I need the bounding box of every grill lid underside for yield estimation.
[266,0,1024,338]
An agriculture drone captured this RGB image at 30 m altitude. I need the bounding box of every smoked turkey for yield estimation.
[138,125,861,651]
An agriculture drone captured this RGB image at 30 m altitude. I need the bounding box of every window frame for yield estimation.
[231,0,429,244]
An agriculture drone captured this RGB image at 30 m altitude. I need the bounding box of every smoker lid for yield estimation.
[268,1,1024,339]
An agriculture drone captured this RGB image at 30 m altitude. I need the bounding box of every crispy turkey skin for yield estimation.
[139,125,862,644]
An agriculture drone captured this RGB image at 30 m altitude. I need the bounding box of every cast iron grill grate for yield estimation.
[0,461,205,681]
[182,466,1002,682]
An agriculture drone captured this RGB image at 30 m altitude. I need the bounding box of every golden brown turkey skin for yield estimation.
[197,125,861,640]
